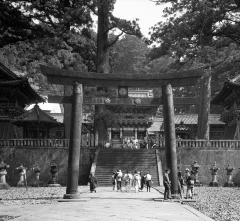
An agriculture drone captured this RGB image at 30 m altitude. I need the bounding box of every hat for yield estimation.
[185,168,190,171]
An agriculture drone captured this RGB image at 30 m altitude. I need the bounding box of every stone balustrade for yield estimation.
[0,139,69,148]
[0,138,240,149]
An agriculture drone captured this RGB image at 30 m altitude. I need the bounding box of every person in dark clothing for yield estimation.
[177,167,184,194]
[140,171,145,191]
[89,173,98,193]
[163,169,171,200]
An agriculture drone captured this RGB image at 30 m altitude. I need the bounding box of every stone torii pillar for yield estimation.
[64,82,83,199]
[162,83,178,197]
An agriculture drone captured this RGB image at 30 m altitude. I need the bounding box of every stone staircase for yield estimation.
[95,149,161,186]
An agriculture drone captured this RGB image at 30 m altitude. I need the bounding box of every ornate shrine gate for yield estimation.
[41,66,203,199]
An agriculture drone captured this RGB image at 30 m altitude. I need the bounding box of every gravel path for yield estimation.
[0,187,88,206]
[186,187,240,221]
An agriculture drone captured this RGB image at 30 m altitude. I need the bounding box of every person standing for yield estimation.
[111,171,117,191]
[140,171,145,191]
[89,173,98,193]
[186,170,195,199]
[177,167,184,195]
[145,171,152,192]
[133,171,141,193]
[116,170,123,191]
[163,169,171,200]
[123,170,132,192]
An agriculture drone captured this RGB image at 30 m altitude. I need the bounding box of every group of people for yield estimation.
[112,170,153,193]
[163,167,195,200]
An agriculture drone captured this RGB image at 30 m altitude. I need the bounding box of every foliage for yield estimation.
[0,36,88,95]
[150,0,240,59]
[0,1,46,47]
[110,35,149,74]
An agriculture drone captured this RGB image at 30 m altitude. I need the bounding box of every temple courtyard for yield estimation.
[1,186,239,221]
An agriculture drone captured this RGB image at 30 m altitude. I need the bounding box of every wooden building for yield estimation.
[0,63,43,138]
[104,89,156,148]
[212,75,240,139]
[148,114,225,143]
[13,104,62,138]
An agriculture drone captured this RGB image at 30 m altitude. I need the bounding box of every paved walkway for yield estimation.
[0,187,214,221]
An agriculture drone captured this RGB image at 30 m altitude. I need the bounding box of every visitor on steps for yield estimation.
[89,173,98,193]
[145,171,152,192]
[116,169,123,191]
[163,169,171,200]
[123,170,132,192]
[133,171,141,193]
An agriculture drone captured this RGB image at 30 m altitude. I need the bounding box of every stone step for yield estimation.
[95,149,160,186]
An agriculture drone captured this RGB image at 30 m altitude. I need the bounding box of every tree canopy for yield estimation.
[150,0,240,59]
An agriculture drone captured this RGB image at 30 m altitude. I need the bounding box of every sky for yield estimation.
[113,0,166,37]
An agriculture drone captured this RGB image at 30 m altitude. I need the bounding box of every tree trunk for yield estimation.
[197,70,211,140]
[95,0,111,147]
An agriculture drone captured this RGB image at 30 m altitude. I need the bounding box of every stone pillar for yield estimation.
[135,128,138,139]
[64,85,73,138]
[162,84,179,198]
[64,82,83,199]
[120,127,123,139]
[108,128,112,141]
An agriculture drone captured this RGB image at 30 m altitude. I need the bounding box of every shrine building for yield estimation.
[212,75,240,139]
[0,63,43,138]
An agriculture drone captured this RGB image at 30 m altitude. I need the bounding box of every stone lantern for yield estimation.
[191,161,200,186]
[48,162,61,187]
[209,162,219,187]
[0,160,10,189]
[32,165,41,187]
[224,165,234,187]
[16,164,27,187]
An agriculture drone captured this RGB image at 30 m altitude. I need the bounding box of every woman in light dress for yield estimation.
[133,171,141,193]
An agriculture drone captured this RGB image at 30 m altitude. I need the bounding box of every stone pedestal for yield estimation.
[0,170,10,189]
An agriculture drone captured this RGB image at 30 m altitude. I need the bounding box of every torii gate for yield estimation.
[41,65,203,199]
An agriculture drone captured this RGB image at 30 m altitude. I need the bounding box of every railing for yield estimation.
[0,139,69,148]
[176,139,240,149]
[0,139,240,149]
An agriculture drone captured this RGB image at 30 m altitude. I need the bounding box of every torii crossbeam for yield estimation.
[41,65,203,199]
